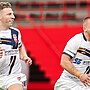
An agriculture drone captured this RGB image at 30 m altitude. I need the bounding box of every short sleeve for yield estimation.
[63,34,81,58]
[18,30,22,48]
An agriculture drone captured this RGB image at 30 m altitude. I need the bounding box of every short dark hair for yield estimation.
[0,2,11,11]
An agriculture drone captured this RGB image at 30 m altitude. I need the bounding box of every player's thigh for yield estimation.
[8,84,23,90]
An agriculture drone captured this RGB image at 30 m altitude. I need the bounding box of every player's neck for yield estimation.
[0,23,9,31]
[84,32,90,41]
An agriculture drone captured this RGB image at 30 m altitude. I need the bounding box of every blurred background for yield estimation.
[2,0,90,90]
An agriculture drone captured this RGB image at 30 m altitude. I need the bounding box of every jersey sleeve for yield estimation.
[63,34,81,59]
[18,30,22,48]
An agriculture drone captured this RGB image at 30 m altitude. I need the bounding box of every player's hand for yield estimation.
[23,56,32,65]
[79,73,90,87]
[0,47,4,59]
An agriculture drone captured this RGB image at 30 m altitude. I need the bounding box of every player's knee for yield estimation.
[8,84,23,90]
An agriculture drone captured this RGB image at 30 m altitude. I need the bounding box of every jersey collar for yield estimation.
[82,32,87,41]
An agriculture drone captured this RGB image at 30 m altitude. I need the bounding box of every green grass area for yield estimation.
[0,88,4,90]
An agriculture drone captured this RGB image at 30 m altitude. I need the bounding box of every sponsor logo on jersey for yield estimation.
[5,49,19,56]
[73,58,82,64]
[83,60,90,65]
[13,34,18,44]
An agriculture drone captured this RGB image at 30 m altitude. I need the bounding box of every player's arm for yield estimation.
[18,29,32,65]
[19,44,27,59]
[19,44,32,65]
[61,35,83,78]
[61,54,90,86]
[60,54,82,78]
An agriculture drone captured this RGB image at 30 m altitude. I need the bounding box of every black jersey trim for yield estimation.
[63,52,73,59]
[82,32,87,41]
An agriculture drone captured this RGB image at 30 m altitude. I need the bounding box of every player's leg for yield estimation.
[8,84,23,90]
[6,74,27,90]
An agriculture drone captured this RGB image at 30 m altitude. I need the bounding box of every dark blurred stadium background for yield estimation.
[3,0,90,90]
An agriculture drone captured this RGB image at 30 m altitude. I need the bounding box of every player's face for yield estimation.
[0,8,15,28]
[84,19,90,36]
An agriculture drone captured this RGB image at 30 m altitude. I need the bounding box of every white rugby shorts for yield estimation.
[0,73,26,90]
[54,76,90,90]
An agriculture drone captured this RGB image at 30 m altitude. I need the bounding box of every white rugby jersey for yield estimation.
[62,33,90,78]
[0,27,22,76]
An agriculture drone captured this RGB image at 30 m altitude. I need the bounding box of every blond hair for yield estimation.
[0,2,11,11]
